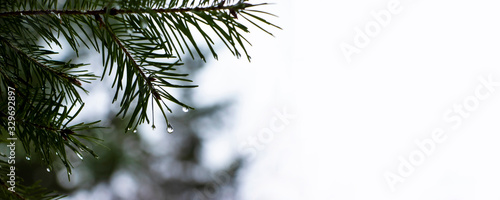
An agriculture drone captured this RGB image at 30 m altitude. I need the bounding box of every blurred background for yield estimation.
[14,0,500,199]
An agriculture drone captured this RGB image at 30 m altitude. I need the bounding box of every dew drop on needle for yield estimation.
[167,124,174,133]
[76,152,83,160]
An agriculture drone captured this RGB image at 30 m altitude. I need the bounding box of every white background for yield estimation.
[204,0,500,199]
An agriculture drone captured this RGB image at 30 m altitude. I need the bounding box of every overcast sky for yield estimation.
[205,0,500,199]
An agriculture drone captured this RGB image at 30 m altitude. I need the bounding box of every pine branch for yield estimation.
[0,37,82,87]
[95,14,158,101]
[0,179,25,200]
[0,159,66,200]
[94,13,168,129]
[0,2,260,17]
[0,1,279,198]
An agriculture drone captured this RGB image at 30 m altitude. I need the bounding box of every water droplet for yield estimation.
[167,124,174,133]
[81,10,87,13]
[127,127,131,131]
[182,107,189,112]
[133,129,137,133]
[76,152,83,160]
[20,12,24,16]
[68,171,72,175]
[46,168,51,172]
[25,156,31,160]
[55,152,59,155]
[152,125,156,130]
[51,11,61,19]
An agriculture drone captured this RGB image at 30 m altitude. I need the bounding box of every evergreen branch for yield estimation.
[0,160,66,200]
[95,15,149,87]
[0,179,25,200]
[0,36,82,87]
[0,2,260,17]
[94,13,167,129]
[0,1,279,197]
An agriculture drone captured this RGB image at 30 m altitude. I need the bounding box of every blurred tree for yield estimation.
[0,0,278,199]
[16,57,242,199]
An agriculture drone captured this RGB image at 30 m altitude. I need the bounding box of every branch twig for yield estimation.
[0,3,257,17]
